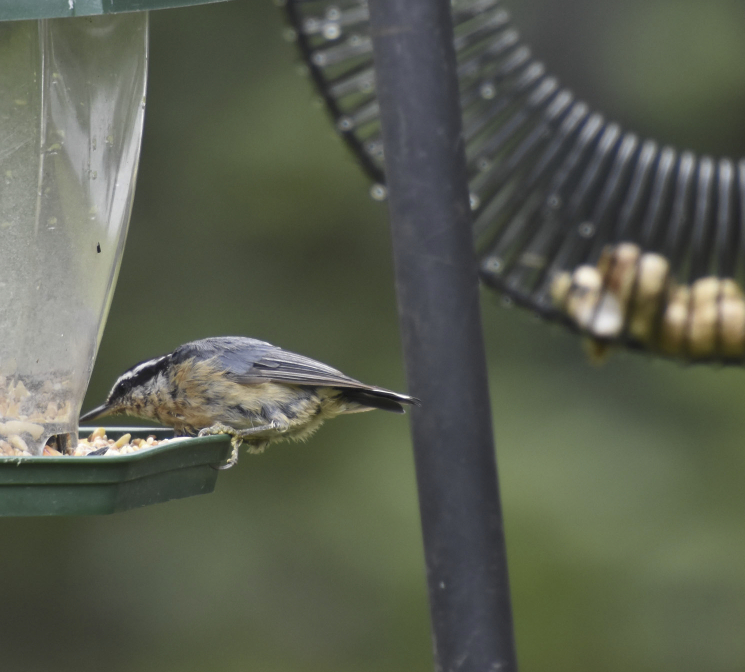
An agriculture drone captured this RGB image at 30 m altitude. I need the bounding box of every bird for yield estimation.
[80,336,419,467]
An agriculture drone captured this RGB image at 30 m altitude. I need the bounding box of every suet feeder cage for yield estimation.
[285,0,745,365]
[0,0,232,515]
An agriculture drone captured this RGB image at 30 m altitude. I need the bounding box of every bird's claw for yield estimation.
[218,437,243,470]
[199,422,236,438]
[202,421,280,469]
[199,423,242,469]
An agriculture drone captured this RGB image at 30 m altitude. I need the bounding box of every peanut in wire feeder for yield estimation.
[551,243,745,363]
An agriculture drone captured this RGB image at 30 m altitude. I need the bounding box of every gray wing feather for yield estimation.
[174,336,418,406]
[172,337,275,373]
[230,347,369,389]
[174,336,368,389]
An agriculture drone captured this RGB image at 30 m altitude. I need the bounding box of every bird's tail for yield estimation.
[341,387,420,414]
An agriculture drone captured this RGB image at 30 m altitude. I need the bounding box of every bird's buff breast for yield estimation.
[161,368,349,441]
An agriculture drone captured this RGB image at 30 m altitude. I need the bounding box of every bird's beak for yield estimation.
[79,404,111,423]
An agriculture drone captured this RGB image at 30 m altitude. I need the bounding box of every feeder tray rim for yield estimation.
[0,428,232,515]
[0,0,233,22]
[0,426,223,464]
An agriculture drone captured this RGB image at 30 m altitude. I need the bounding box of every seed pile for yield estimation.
[0,369,188,458]
[65,427,187,457]
[0,372,73,454]
[0,374,72,423]
[0,427,184,458]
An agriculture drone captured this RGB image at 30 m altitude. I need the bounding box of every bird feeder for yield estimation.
[0,1,231,515]
[286,0,745,365]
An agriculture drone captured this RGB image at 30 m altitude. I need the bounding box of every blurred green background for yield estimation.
[3,0,745,670]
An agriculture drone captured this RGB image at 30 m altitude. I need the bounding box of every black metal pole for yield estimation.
[368,1,518,671]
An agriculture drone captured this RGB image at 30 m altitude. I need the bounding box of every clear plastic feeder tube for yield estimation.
[0,14,148,454]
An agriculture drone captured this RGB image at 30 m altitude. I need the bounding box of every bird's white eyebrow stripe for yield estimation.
[118,355,168,382]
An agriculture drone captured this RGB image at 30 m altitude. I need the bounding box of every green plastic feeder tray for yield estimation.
[0,428,232,516]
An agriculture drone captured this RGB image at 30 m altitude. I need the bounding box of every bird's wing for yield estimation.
[240,347,376,389]
[174,336,419,407]
[171,337,274,373]
[172,336,369,389]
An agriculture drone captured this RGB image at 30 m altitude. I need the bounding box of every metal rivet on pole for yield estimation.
[368,1,519,670]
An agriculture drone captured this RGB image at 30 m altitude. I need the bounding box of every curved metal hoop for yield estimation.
[283,0,745,363]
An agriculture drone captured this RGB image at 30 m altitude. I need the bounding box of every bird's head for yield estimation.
[80,354,171,423]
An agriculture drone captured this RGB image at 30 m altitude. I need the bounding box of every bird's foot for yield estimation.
[218,436,244,470]
[198,422,239,438]
[200,422,286,469]
[198,423,243,469]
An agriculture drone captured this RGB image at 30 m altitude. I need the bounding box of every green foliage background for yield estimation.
[3,1,745,670]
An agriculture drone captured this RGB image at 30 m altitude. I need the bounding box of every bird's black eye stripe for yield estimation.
[110,356,169,399]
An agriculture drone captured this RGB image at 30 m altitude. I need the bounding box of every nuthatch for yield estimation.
[80,336,419,467]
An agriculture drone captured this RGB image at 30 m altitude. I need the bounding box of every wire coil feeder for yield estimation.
[282,0,745,363]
